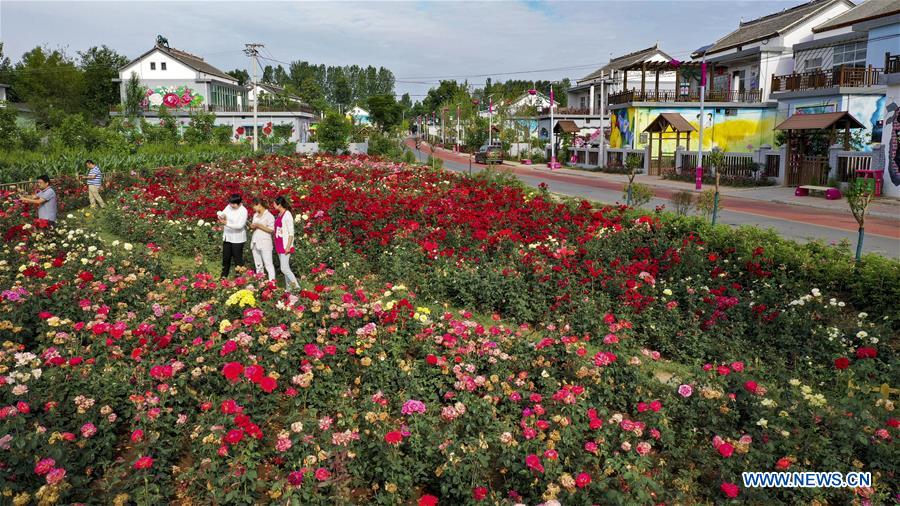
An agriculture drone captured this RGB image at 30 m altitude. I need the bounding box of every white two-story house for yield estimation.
[115,38,314,143]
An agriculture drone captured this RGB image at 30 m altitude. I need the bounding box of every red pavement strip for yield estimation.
[408,140,900,240]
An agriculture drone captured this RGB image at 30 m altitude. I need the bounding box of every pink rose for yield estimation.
[46,468,66,485]
[678,384,693,397]
[162,93,180,108]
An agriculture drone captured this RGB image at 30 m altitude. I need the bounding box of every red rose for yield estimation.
[834,357,850,370]
[418,495,438,506]
[133,456,154,470]
[258,376,277,393]
[744,381,758,394]
[384,431,403,445]
[886,418,899,428]
[856,347,877,359]
[224,429,244,445]
[220,399,240,414]
[472,487,488,501]
[287,470,304,486]
[575,472,592,488]
[720,482,739,498]
[236,127,245,135]
[716,365,730,376]
[222,362,244,382]
[244,364,265,383]
[717,442,734,458]
[775,457,791,470]
[314,467,330,481]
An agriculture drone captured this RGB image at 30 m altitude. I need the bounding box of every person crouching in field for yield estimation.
[248,198,276,282]
[273,196,300,291]
[81,160,105,208]
[217,193,248,278]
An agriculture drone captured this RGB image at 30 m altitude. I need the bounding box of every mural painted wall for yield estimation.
[142,85,204,109]
[881,87,899,198]
[777,95,885,151]
[609,106,777,153]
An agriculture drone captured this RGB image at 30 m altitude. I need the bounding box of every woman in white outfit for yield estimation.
[273,196,300,290]
[248,198,277,282]
[216,193,248,278]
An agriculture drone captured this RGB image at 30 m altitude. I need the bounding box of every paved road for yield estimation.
[409,142,900,258]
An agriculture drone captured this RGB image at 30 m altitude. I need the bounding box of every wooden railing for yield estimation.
[836,153,872,182]
[771,66,883,92]
[886,54,900,75]
[540,107,592,115]
[679,153,758,178]
[608,88,762,105]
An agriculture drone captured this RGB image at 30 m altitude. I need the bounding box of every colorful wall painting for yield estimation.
[779,95,885,151]
[610,106,777,152]
[882,95,899,198]
[609,108,634,149]
[142,85,204,109]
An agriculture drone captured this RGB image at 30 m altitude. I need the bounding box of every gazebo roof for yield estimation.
[774,111,865,131]
[554,120,580,134]
[620,61,715,72]
[644,113,696,133]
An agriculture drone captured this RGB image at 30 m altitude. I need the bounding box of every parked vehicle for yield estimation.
[475,145,504,164]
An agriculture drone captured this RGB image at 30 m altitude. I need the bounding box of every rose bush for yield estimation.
[0,154,896,505]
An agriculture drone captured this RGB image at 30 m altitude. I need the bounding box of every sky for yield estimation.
[2,0,806,99]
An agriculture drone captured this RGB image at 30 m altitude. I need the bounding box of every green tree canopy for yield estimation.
[366,94,402,132]
[317,111,351,154]
[78,45,127,123]
[13,46,85,126]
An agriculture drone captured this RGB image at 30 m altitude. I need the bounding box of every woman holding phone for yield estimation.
[248,198,276,282]
[273,196,300,290]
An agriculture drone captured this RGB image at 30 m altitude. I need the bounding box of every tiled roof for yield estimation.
[813,0,900,32]
[122,44,237,83]
[700,0,845,56]
[580,44,673,82]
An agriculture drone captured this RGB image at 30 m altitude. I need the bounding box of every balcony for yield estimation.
[771,66,883,93]
[539,107,593,115]
[608,88,763,105]
[886,54,900,75]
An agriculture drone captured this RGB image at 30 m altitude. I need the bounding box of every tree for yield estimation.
[317,111,351,154]
[78,45,127,123]
[13,46,85,126]
[183,111,217,144]
[123,72,144,118]
[0,106,20,149]
[331,71,352,112]
[227,69,250,86]
[366,94,402,132]
[847,179,875,262]
[0,43,15,102]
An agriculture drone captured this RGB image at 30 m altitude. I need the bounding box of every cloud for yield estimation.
[1,0,793,98]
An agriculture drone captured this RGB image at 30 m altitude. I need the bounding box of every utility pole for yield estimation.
[456,104,460,153]
[696,52,706,191]
[244,43,264,152]
[549,83,556,168]
[599,76,606,167]
[488,96,493,146]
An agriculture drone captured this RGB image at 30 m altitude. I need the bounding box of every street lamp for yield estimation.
[548,81,561,169]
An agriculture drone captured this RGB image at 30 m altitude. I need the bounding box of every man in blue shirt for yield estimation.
[19,174,58,226]
[81,159,105,208]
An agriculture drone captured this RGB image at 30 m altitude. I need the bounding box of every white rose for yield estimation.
[123,243,133,251]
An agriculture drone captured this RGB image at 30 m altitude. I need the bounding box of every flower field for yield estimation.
[0,155,896,505]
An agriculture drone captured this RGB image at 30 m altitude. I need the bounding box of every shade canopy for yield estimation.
[554,120,580,134]
[643,113,696,133]
[775,111,865,131]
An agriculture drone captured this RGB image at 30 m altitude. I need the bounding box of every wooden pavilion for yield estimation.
[643,113,695,175]
[774,111,865,186]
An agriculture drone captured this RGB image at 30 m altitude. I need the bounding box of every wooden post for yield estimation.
[623,70,628,91]
[655,68,660,99]
[686,131,691,151]
[844,124,850,150]
[641,63,647,98]
[657,129,663,174]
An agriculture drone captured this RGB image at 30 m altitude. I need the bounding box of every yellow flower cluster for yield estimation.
[225,289,256,308]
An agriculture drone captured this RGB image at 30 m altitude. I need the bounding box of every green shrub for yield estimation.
[624,182,654,208]
[671,190,694,215]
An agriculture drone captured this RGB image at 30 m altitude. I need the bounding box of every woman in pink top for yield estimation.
[273,196,300,290]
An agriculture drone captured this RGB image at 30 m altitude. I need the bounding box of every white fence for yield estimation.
[296,142,369,155]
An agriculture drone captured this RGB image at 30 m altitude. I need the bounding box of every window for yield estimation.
[150,62,156,70]
[804,58,822,71]
[161,62,167,71]
[580,97,586,108]
[833,41,866,69]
